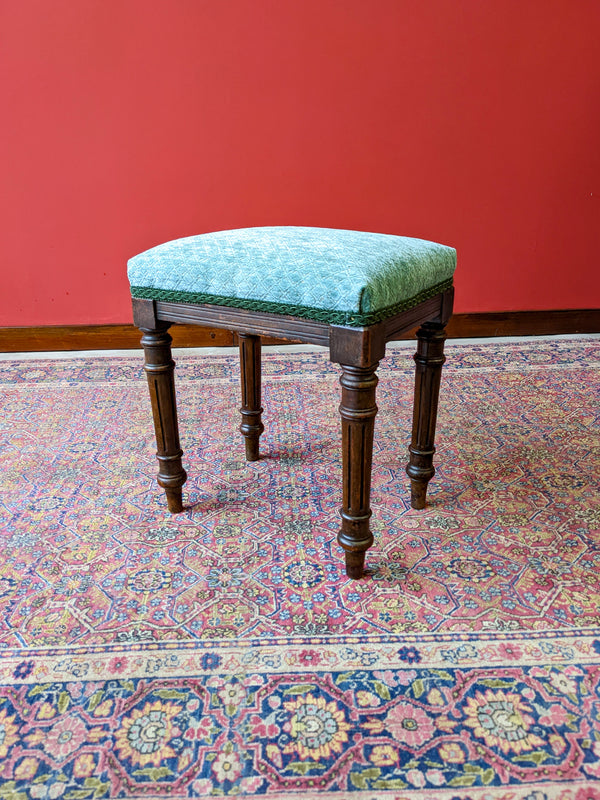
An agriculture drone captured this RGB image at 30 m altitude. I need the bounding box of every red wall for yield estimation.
[1,0,599,326]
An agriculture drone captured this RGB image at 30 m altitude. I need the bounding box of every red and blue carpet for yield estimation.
[1,336,599,798]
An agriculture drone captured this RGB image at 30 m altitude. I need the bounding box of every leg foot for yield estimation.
[410,481,428,511]
[165,487,184,514]
[337,363,379,579]
[140,324,187,512]
[239,333,264,461]
[406,322,447,509]
[344,549,366,580]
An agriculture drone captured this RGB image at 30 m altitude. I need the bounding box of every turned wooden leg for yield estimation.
[406,322,447,510]
[140,323,187,512]
[239,333,264,461]
[337,363,379,579]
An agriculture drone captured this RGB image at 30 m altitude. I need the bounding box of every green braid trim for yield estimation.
[130,278,453,328]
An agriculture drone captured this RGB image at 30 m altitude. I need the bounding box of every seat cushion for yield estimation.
[128,226,456,327]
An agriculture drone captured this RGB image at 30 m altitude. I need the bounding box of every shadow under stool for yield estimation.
[128,226,456,579]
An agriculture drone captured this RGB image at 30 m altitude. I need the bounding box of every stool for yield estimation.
[128,226,456,579]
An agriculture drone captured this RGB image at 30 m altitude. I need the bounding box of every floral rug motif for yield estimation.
[0,336,599,798]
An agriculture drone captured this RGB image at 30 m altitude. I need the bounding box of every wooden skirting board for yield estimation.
[0,309,598,353]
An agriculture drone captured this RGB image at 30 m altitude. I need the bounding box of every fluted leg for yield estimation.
[406,322,447,509]
[239,333,264,461]
[337,363,379,579]
[140,323,187,512]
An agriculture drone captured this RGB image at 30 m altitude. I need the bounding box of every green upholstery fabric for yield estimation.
[128,226,456,327]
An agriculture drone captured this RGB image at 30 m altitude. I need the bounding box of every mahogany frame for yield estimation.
[133,285,454,579]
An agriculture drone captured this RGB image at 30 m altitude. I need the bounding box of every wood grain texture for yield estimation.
[140,324,187,513]
[406,322,447,510]
[337,363,379,579]
[238,333,264,461]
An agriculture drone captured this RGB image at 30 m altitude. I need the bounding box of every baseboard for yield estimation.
[447,309,600,339]
[0,309,598,353]
[0,324,236,353]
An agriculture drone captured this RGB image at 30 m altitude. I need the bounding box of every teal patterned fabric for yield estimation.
[128,227,456,327]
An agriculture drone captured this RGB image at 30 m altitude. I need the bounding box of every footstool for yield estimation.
[128,226,456,578]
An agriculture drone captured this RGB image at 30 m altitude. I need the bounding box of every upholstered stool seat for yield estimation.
[129,226,456,578]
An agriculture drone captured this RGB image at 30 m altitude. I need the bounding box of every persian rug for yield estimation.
[0,336,599,800]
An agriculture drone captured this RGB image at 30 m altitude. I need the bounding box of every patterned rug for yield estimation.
[1,336,599,799]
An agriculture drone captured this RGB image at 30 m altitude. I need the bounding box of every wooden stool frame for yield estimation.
[133,285,454,579]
